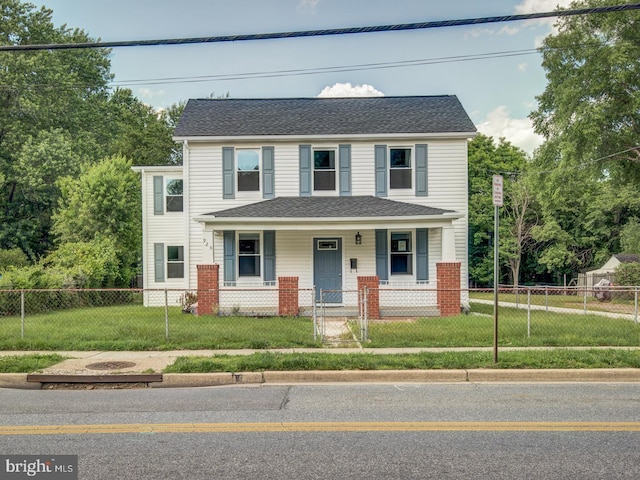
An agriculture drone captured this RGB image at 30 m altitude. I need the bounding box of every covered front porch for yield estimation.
[193,196,464,317]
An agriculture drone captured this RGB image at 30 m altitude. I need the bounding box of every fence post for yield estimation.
[545,286,549,312]
[527,288,531,338]
[164,288,169,340]
[363,286,368,342]
[20,289,25,339]
[635,287,638,324]
[312,286,317,341]
[583,287,588,315]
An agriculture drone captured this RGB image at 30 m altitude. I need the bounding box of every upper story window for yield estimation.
[237,149,260,192]
[390,148,412,189]
[165,179,183,212]
[313,150,336,191]
[390,232,412,275]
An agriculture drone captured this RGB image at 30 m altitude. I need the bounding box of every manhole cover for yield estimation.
[85,361,137,370]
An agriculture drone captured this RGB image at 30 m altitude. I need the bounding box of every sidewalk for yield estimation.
[2,349,640,389]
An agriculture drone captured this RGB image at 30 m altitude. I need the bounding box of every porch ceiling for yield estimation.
[194,196,463,230]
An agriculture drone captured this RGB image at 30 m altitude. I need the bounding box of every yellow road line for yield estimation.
[2,422,640,435]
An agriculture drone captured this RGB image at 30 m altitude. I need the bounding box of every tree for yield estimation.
[468,134,530,285]
[529,0,640,278]
[0,0,113,257]
[620,219,640,254]
[52,155,141,286]
[531,0,640,187]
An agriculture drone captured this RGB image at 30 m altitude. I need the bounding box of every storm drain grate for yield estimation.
[85,361,137,370]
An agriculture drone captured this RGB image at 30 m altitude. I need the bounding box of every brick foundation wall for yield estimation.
[278,276,299,316]
[358,276,380,320]
[437,262,461,317]
[196,264,219,315]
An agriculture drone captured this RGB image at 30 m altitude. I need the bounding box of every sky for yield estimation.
[28,0,575,154]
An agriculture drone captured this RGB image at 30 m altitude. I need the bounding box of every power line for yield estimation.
[1,4,639,52]
[111,49,539,87]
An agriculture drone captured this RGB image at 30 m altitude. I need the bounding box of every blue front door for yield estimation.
[314,238,342,303]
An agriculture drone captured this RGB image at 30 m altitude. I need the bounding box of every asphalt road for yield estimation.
[1,383,640,479]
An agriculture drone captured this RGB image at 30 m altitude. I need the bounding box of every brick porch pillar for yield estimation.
[358,276,380,320]
[197,264,219,315]
[278,276,299,316]
[437,262,461,317]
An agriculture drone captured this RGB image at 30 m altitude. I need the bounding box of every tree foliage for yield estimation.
[528,0,640,279]
[0,1,182,262]
[52,155,141,286]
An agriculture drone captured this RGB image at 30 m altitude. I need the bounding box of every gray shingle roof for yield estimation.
[614,254,640,264]
[205,196,455,218]
[174,96,476,137]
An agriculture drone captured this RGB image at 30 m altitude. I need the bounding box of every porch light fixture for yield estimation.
[355,232,362,245]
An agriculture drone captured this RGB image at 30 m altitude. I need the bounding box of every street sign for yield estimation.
[492,175,503,207]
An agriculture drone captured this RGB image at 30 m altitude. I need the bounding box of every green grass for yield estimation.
[0,305,320,351]
[0,354,67,373]
[0,301,639,351]
[164,349,640,373]
[363,302,640,348]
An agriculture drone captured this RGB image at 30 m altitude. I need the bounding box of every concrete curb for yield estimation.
[5,369,640,389]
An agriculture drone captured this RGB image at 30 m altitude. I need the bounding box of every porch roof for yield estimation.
[194,196,462,230]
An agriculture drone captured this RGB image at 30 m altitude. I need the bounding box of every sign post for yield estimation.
[492,175,503,363]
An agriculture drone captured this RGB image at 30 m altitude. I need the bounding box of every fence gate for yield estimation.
[313,289,367,345]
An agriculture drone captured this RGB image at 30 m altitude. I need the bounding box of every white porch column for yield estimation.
[441,225,457,261]
[201,228,215,264]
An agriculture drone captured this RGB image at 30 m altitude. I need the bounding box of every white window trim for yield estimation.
[388,146,413,191]
[237,231,262,282]
[167,245,185,279]
[236,148,262,197]
[165,178,183,213]
[312,147,337,195]
[389,230,414,277]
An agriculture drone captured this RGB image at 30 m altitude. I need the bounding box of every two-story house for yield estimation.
[135,96,476,316]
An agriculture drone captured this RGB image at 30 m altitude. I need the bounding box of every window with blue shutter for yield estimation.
[339,144,351,196]
[416,228,429,281]
[374,145,387,197]
[222,147,235,199]
[415,144,428,196]
[153,176,163,215]
[299,145,312,196]
[375,229,388,281]
[223,231,236,283]
[262,147,275,199]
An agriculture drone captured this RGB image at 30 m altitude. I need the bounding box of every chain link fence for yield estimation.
[0,285,638,350]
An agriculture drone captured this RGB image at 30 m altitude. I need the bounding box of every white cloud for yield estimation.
[518,63,528,73]
[137,87,165,100]
[514,0,574,33]
[476,106,543,155]
[297,0,320,12]
[316,82,384,98]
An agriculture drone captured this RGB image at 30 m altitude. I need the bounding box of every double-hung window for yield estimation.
[238,233,260,276]
[313,149,336,191]
[165,179,183,212]
[390,148,412,189]
[167,245,184,278]
[390,232,412,275]
[237,149,260,192]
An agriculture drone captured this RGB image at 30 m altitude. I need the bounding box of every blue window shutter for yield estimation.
[223,231,236,282]
[222,147,235,199]
[263,230,276,282]
[339,144,351,196]
[375,229,388,281]
[415,144,428,196]
[416,228,429,281]
[262,146,275,199]
[299,145,312,197]
[153,176,164,215]
[374,145,387,197]
[154,243,165,282]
